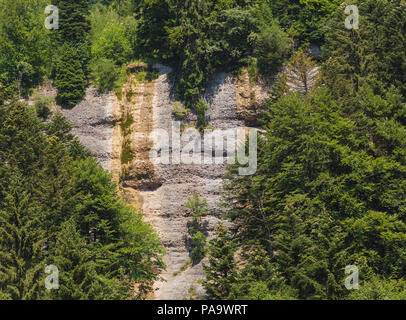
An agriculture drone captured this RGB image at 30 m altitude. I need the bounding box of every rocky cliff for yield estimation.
[33,65,268,300]
[140,65,267,299]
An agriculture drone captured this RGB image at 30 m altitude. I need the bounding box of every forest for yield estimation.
[0,0,405,300]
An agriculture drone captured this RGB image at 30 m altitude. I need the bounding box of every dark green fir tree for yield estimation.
[203,223,236,299]
[54,44,87,108]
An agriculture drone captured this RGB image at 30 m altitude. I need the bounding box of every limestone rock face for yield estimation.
[123,161,163,190]
[126,62,148,74]
[61,87,119,171]
[235,69,270,127]
[34,65,255,300]
[28,84,119,172]
[139,65,245,300]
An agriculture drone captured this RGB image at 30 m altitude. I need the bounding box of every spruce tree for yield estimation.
[47,219,103,300]
[0,100,165,300]
[203,223,236,299]
[281,50,320,95]
[0,172,46,300]
[223,85,406,299]
[373,0,406,96]
[54,45,87,108]
[229,245,295,300]
[175,0,211,107]
[51,0,91,107]
[52,0,90,44]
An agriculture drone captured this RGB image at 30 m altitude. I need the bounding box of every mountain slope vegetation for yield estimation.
[0,0,405,300]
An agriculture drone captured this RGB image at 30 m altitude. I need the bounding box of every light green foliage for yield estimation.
[172,102,189,120]
[0,0,51,97]
[186,193,209,221]
[90,7,132,66]
[347,277,406,300]
[91,58,120,93]
[186,194,209,264]
[89,5,136,93]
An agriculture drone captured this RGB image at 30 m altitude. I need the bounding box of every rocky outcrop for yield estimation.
[126,62,149,74]
[235,69,270,127]
[28,83,119,172]
[32,65,258,300]
[121,74,162,191]
[139,65,245,300]
[62,87,120,171]
[109,70,162,214]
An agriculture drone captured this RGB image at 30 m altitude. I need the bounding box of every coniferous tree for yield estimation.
[223,86,406,299]
[281,50,320,95]
[51,0,91,107]
[134,0,171,59]
[47,219,103,300]
[52,0,91,43]
[54,45,87,108]
[0,172,46,300]
[203,223,236,299]
[229,245,296,300]
[372,0,406,96]
[322,1,376,100]
[175,0,211,107]
[0,100,165,299]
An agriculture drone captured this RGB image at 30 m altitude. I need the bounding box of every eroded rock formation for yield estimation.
[33,65,265,300]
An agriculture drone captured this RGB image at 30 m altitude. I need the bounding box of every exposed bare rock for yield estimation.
[61,87,119,171]
[235,69,270,127]
[124,161,163,190]
[31,65,258,300]
[140,65,244,300]
[117,71,163,192]
[27,83,119,172]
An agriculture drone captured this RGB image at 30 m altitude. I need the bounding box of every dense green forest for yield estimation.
[0,103,165,299]
[0,0,405,300]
